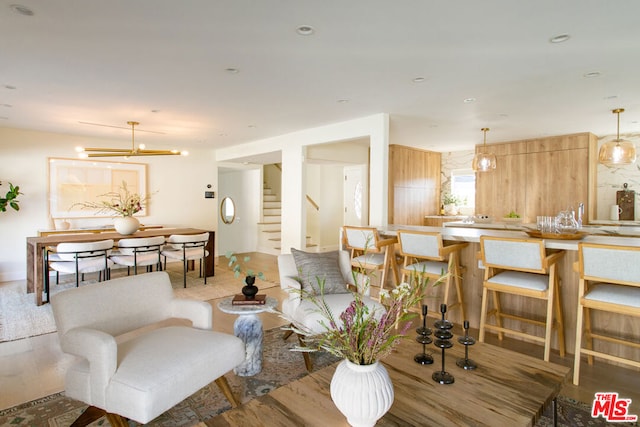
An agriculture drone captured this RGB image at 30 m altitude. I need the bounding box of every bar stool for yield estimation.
[110,236,165,275]
[397,230,468,320]
[478,235,565,362]
[573,242,640,385]
[342,226,399,299]
[161,232,209,288]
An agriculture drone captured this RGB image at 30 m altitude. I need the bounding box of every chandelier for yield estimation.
[472,127,497,172]
[76,121,189,158]
[598,108,636,166]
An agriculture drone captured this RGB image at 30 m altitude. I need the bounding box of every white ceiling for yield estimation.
[1,0,640,155]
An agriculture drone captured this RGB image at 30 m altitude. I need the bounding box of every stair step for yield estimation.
[274,243,317,251]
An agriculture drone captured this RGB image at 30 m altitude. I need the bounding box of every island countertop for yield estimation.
[382,224,640,251]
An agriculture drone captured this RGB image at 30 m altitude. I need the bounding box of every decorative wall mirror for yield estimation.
[220,196,236,224]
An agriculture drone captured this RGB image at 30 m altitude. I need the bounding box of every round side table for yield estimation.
[217,296,278,376]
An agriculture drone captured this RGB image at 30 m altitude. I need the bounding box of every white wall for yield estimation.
[217,168,262,254]
[306,163,344,251]
[0,126,217,282]
[216,114,390,254]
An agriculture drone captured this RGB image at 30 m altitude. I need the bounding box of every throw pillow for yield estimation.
[290,248,349,295]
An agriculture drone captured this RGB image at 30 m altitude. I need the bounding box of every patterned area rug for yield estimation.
[0,328,339,426]
[538,397,638,427]
[0,266,278,343]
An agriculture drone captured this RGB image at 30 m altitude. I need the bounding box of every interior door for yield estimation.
[344,165,368,226]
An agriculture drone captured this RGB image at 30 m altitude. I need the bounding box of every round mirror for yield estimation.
[220,197,236,224]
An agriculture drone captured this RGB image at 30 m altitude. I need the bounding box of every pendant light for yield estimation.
[75,121,189,158]
[598,108,636,166]
[472,127,497,172]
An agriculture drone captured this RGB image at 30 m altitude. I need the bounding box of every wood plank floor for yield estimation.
[1,252,638,418]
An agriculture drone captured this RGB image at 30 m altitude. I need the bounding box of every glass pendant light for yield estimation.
[598,108,636,166]
[472,127,497,172]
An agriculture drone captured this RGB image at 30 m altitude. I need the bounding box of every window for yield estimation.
[451,169,475,209]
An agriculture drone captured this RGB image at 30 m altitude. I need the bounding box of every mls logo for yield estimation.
[592,392,638,422]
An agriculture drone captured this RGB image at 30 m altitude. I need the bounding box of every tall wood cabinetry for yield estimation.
[388,145,441,225]
[475,133,596,221]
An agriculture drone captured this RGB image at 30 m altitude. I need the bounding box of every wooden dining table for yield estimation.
[26,227,215,305]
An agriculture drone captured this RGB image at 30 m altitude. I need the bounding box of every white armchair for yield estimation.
[51,271,245,426]
[278,249,384,371]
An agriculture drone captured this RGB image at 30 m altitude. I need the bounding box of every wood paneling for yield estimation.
[476,132,594,222]
[388,145,440,225]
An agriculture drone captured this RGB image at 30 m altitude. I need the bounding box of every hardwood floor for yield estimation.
[1,252,638,419]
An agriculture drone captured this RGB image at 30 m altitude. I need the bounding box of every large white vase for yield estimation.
[113,216,139,235]
[330,359,394,427]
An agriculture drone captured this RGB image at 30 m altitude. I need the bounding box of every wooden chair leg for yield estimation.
[215,376,240,408]
[104,413,129,427]
[282,325,294,341]
[297,333,313,372]
[492,290,504,341]
[70,406,107,427]
[554,277,566,357]
[584,306,594,365]
[573,304,585,385]
[479,286,489,343]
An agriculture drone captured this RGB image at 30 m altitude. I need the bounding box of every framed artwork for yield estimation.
[48,157,147,218]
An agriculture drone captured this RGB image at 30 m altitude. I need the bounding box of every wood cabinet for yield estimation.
[476,133,595,221]
[388,145,441,225]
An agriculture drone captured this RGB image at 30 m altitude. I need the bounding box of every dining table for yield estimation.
[26,227,215,305]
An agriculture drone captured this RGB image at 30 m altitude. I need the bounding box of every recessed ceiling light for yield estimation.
[10,4,34,16]
[604,95,618,100]
[583,71,601,78]
[296,25,315,36]
[412,77,426,83]
[463,98,476,104]
[337,99,350,104]
[549,34,570,43]
[225,68,239,74]
[4,85,16,90]
[218,133,228,137]
[0,116,8,120]
[248,124,256,128]
[1,104,12,108]
[151,109,160,113]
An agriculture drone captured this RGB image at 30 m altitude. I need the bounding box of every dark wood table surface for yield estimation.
[26,227,214,305]
[210,336,570,426]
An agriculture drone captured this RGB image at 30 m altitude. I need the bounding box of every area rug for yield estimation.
[0,266,278,343]
[538,397,638,427]
[0,328,339,426]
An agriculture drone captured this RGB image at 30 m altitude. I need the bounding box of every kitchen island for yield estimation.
[381,224,640,363]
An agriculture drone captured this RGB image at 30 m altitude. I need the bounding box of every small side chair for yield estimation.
[573,242,640,385]
[161,232,209,288]
[478,235,566,362]
[397,230,468,320]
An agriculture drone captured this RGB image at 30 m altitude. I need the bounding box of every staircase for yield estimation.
[258,184,317,254]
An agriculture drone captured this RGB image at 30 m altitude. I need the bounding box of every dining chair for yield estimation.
[573,242,640,385]
[478,235,566,362]
[45,239,115,302]
[397,230,468,320]
[342,226,399,299]
[110,236,165,275]
[161,232,210,288]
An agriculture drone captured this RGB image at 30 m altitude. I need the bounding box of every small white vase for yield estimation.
[113,216,139,235]
[330,359,394,427]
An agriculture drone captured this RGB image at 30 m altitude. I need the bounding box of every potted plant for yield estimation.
[74,181,152,234]
[442,192,459,215]
[0,182,22,213]
[284,271,436,426]
[225,252,265,299]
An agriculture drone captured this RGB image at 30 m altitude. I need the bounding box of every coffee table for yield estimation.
[217,296,278,376]
[209,334,570,426]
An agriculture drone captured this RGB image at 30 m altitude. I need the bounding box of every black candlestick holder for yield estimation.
[456,320,477,370]
[432,304,454,384]
[414,305,433,365]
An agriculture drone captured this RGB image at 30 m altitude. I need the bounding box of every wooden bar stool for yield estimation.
[397,230,468,320]
[478,235,565,362]
[342,226,399,299]
[573,242,640,385]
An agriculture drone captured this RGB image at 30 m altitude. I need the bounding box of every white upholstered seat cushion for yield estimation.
[287,293,384,335]
[50,258,114,274]
[404,260,448,276]
[486,271,549,292]
[110,252,162,267]
[352,253,385,267]
[65,326,244,424]
[161,247,209,261]
[585,283,640,308]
